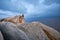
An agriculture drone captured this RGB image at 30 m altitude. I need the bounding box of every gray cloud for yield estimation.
[0,10,20,18]
[43,0,60,5]
[0,0,60,18]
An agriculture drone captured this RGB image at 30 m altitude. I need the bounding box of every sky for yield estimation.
[0,0,60,18]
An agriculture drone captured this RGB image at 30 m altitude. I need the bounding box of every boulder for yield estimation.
[17,22,60,40]
[0,22,29,40]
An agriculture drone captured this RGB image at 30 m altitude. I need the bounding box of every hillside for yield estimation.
[0,22,60,40]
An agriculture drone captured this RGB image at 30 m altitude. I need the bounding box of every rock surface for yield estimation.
[17,22,60,40]
[0,22,29,40]
[0,31,4,40]
[0,22,60,40]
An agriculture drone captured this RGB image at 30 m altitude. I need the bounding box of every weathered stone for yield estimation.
[0,31,4,40]
[0,22,60,40]
[17,22,60,40]
[0,22,29,40]
[0,14,24,24]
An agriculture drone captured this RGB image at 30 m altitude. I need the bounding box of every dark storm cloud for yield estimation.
[43,0,60,5]
[22,0,39,5]
[0,0,27,13]
[0,0,60,18]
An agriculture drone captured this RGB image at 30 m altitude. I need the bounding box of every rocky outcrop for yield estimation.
[40,23,60,40]
[0,22,29,40]
[11,15,24,24]
[0,31,3,40]
[0,22,60,40]
[17,22,60,40]
[0,14,24,24]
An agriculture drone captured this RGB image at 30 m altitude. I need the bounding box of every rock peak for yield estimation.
[0,14,24,24]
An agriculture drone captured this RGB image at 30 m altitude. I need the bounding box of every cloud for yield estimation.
[0,0,27,13]
[43,0,60,5]
[0,0,60,18]
[25,3,60,18]
[0,10,20,18]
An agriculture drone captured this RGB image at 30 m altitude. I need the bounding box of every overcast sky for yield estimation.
[0,0,60,18]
